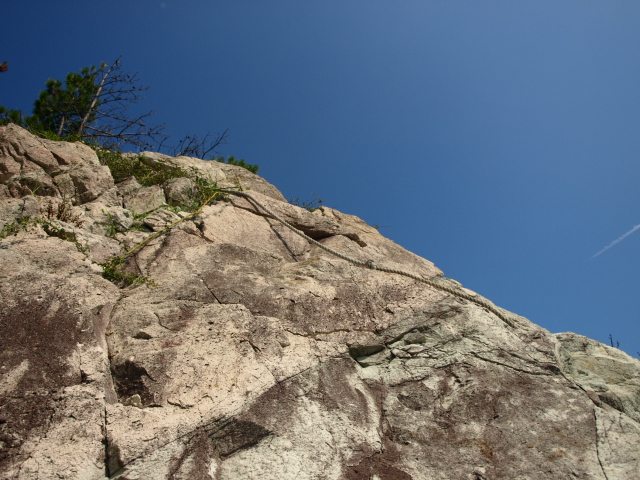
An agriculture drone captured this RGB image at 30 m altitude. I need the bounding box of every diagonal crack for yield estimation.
[470,352,554,376]
[283,327,377,339]
[199,276,222,304]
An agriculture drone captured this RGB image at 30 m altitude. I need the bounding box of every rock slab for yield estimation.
[1,125,639,479]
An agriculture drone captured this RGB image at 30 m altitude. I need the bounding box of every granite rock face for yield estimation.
[1,125,639,479]
[0,123,114,203]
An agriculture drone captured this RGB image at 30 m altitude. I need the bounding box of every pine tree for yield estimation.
[0,58,165,149]
[30,66,101,137]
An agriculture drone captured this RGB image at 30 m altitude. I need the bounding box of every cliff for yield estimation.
[1,124,639,479]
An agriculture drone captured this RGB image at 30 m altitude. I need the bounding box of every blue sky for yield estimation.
[3,1,639,356]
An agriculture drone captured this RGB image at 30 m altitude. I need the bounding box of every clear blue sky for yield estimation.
[3,1,639,356]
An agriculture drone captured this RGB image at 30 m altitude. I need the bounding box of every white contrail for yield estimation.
[591,224,640,259]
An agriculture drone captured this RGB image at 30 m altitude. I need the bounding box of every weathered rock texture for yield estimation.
[1,124,639,479]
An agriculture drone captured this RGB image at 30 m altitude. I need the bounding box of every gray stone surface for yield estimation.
[555,332,640,423]
[0,231,120,479]
[123,185,167,215]
[81,203,135,237]
[0,124,114,203]
[0,196,41,231]
[139,151,286,202]
[1,127,639,479]
[142,208,181,231]
[162,177,197,206]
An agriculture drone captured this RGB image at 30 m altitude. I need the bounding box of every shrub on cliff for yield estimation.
[0,58,165,150]
[0,59,259,173]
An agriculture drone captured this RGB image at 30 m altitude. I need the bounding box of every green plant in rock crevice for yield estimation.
[85,148,228,287]
[42,222,91,254]
[96,149,184,186]
[0,217,36,241]
[1,192,84,243]
[95,188,233,288]
[95,148,231,212]
[2,144,248,288]
[0,216,90,254]
[0,212,157,288]
[102,210,120,237]
[99,256,155,287]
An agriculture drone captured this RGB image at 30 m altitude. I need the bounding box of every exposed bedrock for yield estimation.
[1,125,639,479]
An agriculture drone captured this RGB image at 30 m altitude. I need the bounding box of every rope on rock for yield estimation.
[218,189,517,328]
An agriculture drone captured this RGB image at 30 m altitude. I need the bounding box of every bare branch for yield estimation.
[77,59,118,135]
[72,58,166,150]
[171,128,229,159]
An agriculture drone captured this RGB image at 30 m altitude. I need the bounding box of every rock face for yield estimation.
[1,125,639,479]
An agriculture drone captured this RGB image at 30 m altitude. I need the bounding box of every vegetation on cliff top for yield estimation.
[0,57,258,172]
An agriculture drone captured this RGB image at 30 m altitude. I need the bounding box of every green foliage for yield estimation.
[42,223,91,254]
[188,168,226,210]
[0,106,85,144]
[94,162,235,288]
[1,59,166,150]
[100,210,120,237]
[1,61,261,287]
[96,149,183,186]
[0,216,89,254]
[98,256,154,287]
[95,148,225,213]
[128,210,154,233]
[31,66,101,137]
[1,60,259,173]
[0,217,34,241]
[214,155,259,174]
[1,195,84,242]
[31,129,84,143]
[0,65,101,138]
[0,105,26,126]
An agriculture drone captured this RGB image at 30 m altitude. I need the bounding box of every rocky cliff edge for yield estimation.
[1,124,639,479]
